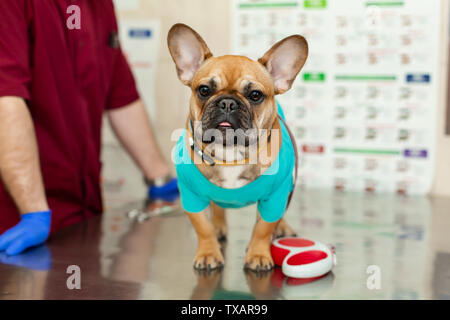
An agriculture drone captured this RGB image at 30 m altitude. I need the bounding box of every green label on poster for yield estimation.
[365,1,404,7]
[304,0,327,8]
[303,72,325,82]
[239,2,298,9]
[334,148,401,155]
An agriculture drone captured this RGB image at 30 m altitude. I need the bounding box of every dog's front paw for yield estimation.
[193,240,224,270]
[244,251,274,272]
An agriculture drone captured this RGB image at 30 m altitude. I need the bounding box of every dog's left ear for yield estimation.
[258,35,308,94]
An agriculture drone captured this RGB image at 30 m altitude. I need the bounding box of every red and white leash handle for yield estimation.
[271,237,337,279]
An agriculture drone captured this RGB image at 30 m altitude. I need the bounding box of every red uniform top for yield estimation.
[0,0,140,234]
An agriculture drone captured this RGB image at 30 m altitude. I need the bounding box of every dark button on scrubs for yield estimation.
[0,0,140,234]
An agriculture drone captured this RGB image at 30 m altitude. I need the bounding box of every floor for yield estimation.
[0,145,449,300]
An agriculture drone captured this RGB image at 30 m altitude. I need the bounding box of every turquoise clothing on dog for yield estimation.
[174,103,295,223]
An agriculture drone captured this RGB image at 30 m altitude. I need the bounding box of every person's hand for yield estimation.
[148,177,179,202]
[145,177,180,214]
[0,210,51,256]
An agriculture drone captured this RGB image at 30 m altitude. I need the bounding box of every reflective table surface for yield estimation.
[1,190,449,300]
[1,146,449,300]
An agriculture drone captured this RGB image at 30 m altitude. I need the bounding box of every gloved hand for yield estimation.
[0,210,51,256]
[148,177,179,202]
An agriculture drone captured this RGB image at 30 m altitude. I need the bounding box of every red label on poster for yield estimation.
[302,144,324,154]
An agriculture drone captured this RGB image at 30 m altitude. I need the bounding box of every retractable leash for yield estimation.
[271,237,337,279]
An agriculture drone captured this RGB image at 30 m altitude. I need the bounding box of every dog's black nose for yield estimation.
[219,99,238,112]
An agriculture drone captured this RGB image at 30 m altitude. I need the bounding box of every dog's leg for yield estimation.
[273,218,297,239]
[187,209,225,270]
[211,202,227,241]
[244,213,278,271]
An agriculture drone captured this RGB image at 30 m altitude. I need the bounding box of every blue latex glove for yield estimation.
[148,177,179,202]
[0,210,51,256]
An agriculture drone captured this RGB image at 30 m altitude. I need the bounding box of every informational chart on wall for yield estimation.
[103,18,160,145]
[232,0,442,195]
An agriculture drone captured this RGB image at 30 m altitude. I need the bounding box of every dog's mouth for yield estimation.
[202,118,256,146]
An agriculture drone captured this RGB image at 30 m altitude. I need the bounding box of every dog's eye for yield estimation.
[198,85,212,98]
[248,90,264,103]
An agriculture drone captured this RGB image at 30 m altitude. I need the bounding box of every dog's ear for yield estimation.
[167,24,212,86]
[258,35,308,94]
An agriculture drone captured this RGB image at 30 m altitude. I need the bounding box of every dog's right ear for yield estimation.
[167,24,212,86]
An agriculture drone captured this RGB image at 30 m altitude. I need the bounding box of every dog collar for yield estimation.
[187,124,216,166]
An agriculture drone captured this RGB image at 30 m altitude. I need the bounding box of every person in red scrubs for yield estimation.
[0,0,178,255]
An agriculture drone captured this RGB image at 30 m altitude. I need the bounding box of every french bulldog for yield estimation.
[168,23,308,271]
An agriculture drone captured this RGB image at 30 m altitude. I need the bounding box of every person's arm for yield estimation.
[0,97,51,255]
[0,97,49,213]
[104,8,178,199]
[107,99,170,180]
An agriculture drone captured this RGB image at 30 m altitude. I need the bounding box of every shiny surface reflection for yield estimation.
[0,189,449,300]
[1,145,449,299]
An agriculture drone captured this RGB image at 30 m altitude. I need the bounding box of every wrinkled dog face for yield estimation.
[168,24,308,146]
[191,56,276,146]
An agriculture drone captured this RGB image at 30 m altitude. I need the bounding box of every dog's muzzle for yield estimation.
[200,96,255,145]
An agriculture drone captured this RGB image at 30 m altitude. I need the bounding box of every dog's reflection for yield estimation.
[190,263,335,300]
[190,268,281,300]
[189,248,281,300]
[190,235,282,299]
[244,269,281,299]
[190,269,225,300]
